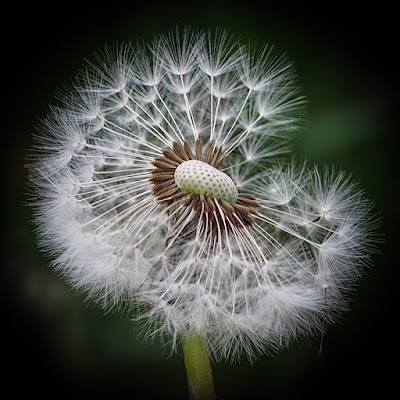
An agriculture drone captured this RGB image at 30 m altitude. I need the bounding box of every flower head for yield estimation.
[29,28,377,361]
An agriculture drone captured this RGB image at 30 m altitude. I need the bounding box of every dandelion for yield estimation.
[29,27,377,399]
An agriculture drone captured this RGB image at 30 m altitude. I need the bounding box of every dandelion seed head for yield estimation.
[28,27,378,361]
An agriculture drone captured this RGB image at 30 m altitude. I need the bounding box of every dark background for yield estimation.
[3,2,396,398]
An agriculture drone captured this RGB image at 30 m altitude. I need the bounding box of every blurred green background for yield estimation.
[4,2,396,398]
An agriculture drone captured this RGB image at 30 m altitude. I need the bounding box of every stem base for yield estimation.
[181,331,216,400]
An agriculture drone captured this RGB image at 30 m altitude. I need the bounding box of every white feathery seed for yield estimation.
[28,27,377,361]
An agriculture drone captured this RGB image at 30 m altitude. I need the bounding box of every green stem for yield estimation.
[181,331,216,400]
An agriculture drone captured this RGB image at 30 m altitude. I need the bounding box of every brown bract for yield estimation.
[149,138,259,232]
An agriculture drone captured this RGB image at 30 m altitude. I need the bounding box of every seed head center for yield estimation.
[174,160,238,203]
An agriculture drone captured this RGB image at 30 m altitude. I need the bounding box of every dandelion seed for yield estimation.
[28,27,378,397]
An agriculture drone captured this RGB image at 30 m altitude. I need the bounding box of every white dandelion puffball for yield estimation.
[30,28,376,361]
